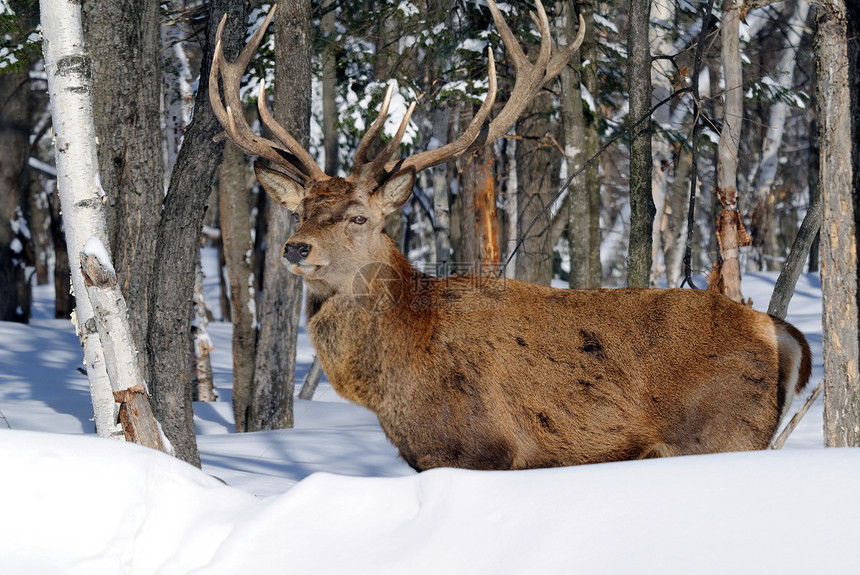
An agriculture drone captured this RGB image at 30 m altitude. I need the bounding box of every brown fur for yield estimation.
[260,174,812,472]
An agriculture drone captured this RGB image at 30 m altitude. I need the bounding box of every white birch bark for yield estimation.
[649,0,675,285]
[40,0,119,439]
[80,241,169,453]
[161,0,193,189]
[755,1,809,197]
[503,134,518,279]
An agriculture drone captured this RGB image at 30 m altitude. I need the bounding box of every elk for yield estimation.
[210,1,811,471]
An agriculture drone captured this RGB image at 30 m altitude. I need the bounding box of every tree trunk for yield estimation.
[515,92,561,285]
[0,68,33,322]
[432,108,452,273]
[249,0,310,431]
[750,0,810,272]
[46,182,73,318]
[817,0,859,447]
[80,246,167,453]
[321,0,338,176]
[708,0,749,303]
[626,0,654,288]
[191,259,216,402]
[146,0,249,466]
[218,141,257,432]
[560,0,590,290]
[41,0,120,439]
[460,139,498,274]
[649,0,675,285]
[82,0,163,375]
[161,0,194,187]
[574,0,601,286]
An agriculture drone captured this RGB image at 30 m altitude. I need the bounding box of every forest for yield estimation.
[1,0,858,467]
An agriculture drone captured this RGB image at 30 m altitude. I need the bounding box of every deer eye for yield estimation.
[292,212,300,223]
[350,215,367,225]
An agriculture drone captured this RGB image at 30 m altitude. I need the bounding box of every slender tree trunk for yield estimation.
[219,141,257,432]
[191,259,216,402]
[321,0,338,176]
[649,0,675,285]
[579,0,601,286]
[161,0,194,187]
[147,0,249,466]
[249,0,310,431]
[560,0,590,290]
[41,0,120,438]
[709,0,750,303]
[817,0,859,447]
[46,181,73,318]
[80,245,167,453]
[515,92,561,285]
[0,68,33,322]
[626,0,654,288]
[751,0,810,272]
[82,0,163,374]
[432,108,452,273]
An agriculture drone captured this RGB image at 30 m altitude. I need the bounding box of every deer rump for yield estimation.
[309,278,811,472]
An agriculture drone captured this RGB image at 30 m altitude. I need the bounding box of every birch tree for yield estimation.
[40,0,120,438]
[750,0,810,271]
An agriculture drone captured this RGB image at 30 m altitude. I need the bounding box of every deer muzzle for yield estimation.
[284,242,312,265]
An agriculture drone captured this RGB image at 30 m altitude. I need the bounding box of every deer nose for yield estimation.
[284,242,312,264]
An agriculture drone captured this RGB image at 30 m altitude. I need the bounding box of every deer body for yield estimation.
[211,1,810,471]
[305,235,809,471]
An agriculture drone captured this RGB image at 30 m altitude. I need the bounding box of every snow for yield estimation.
[82,236,116,277]
[0,264,854,574]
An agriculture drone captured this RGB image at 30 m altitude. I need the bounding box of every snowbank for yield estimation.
[1,429,856,574]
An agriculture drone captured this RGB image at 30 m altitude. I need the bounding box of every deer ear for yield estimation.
[375,168,416,217]
[254,162,305,211]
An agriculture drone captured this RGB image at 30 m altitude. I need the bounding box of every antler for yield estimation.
[209,5,327,184]
[381,0,585,177]
[211,0,583,188]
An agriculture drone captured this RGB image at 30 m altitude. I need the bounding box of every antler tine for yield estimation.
[393,48,498,176]
[483,0,556,143]
[546,13,586,79]
[354,84,395,167]
[376,0,582,178]
[359,100,417,182]
[258,79,327,181]
[210,6,324,182]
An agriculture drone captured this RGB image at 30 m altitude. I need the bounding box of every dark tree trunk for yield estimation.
[0,69,33,322]
[819,0,859,447]
[82,0,163,369]
[515,92,561,285]
[146,0,250,466]
[219,141,257,432]
[47,185,73,318]
[248,0,310,431]
[626,0,654,288]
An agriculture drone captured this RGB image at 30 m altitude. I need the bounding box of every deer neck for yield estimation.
[304,237,433,410]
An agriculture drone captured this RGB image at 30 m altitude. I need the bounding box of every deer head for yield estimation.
[210,0,584,292]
